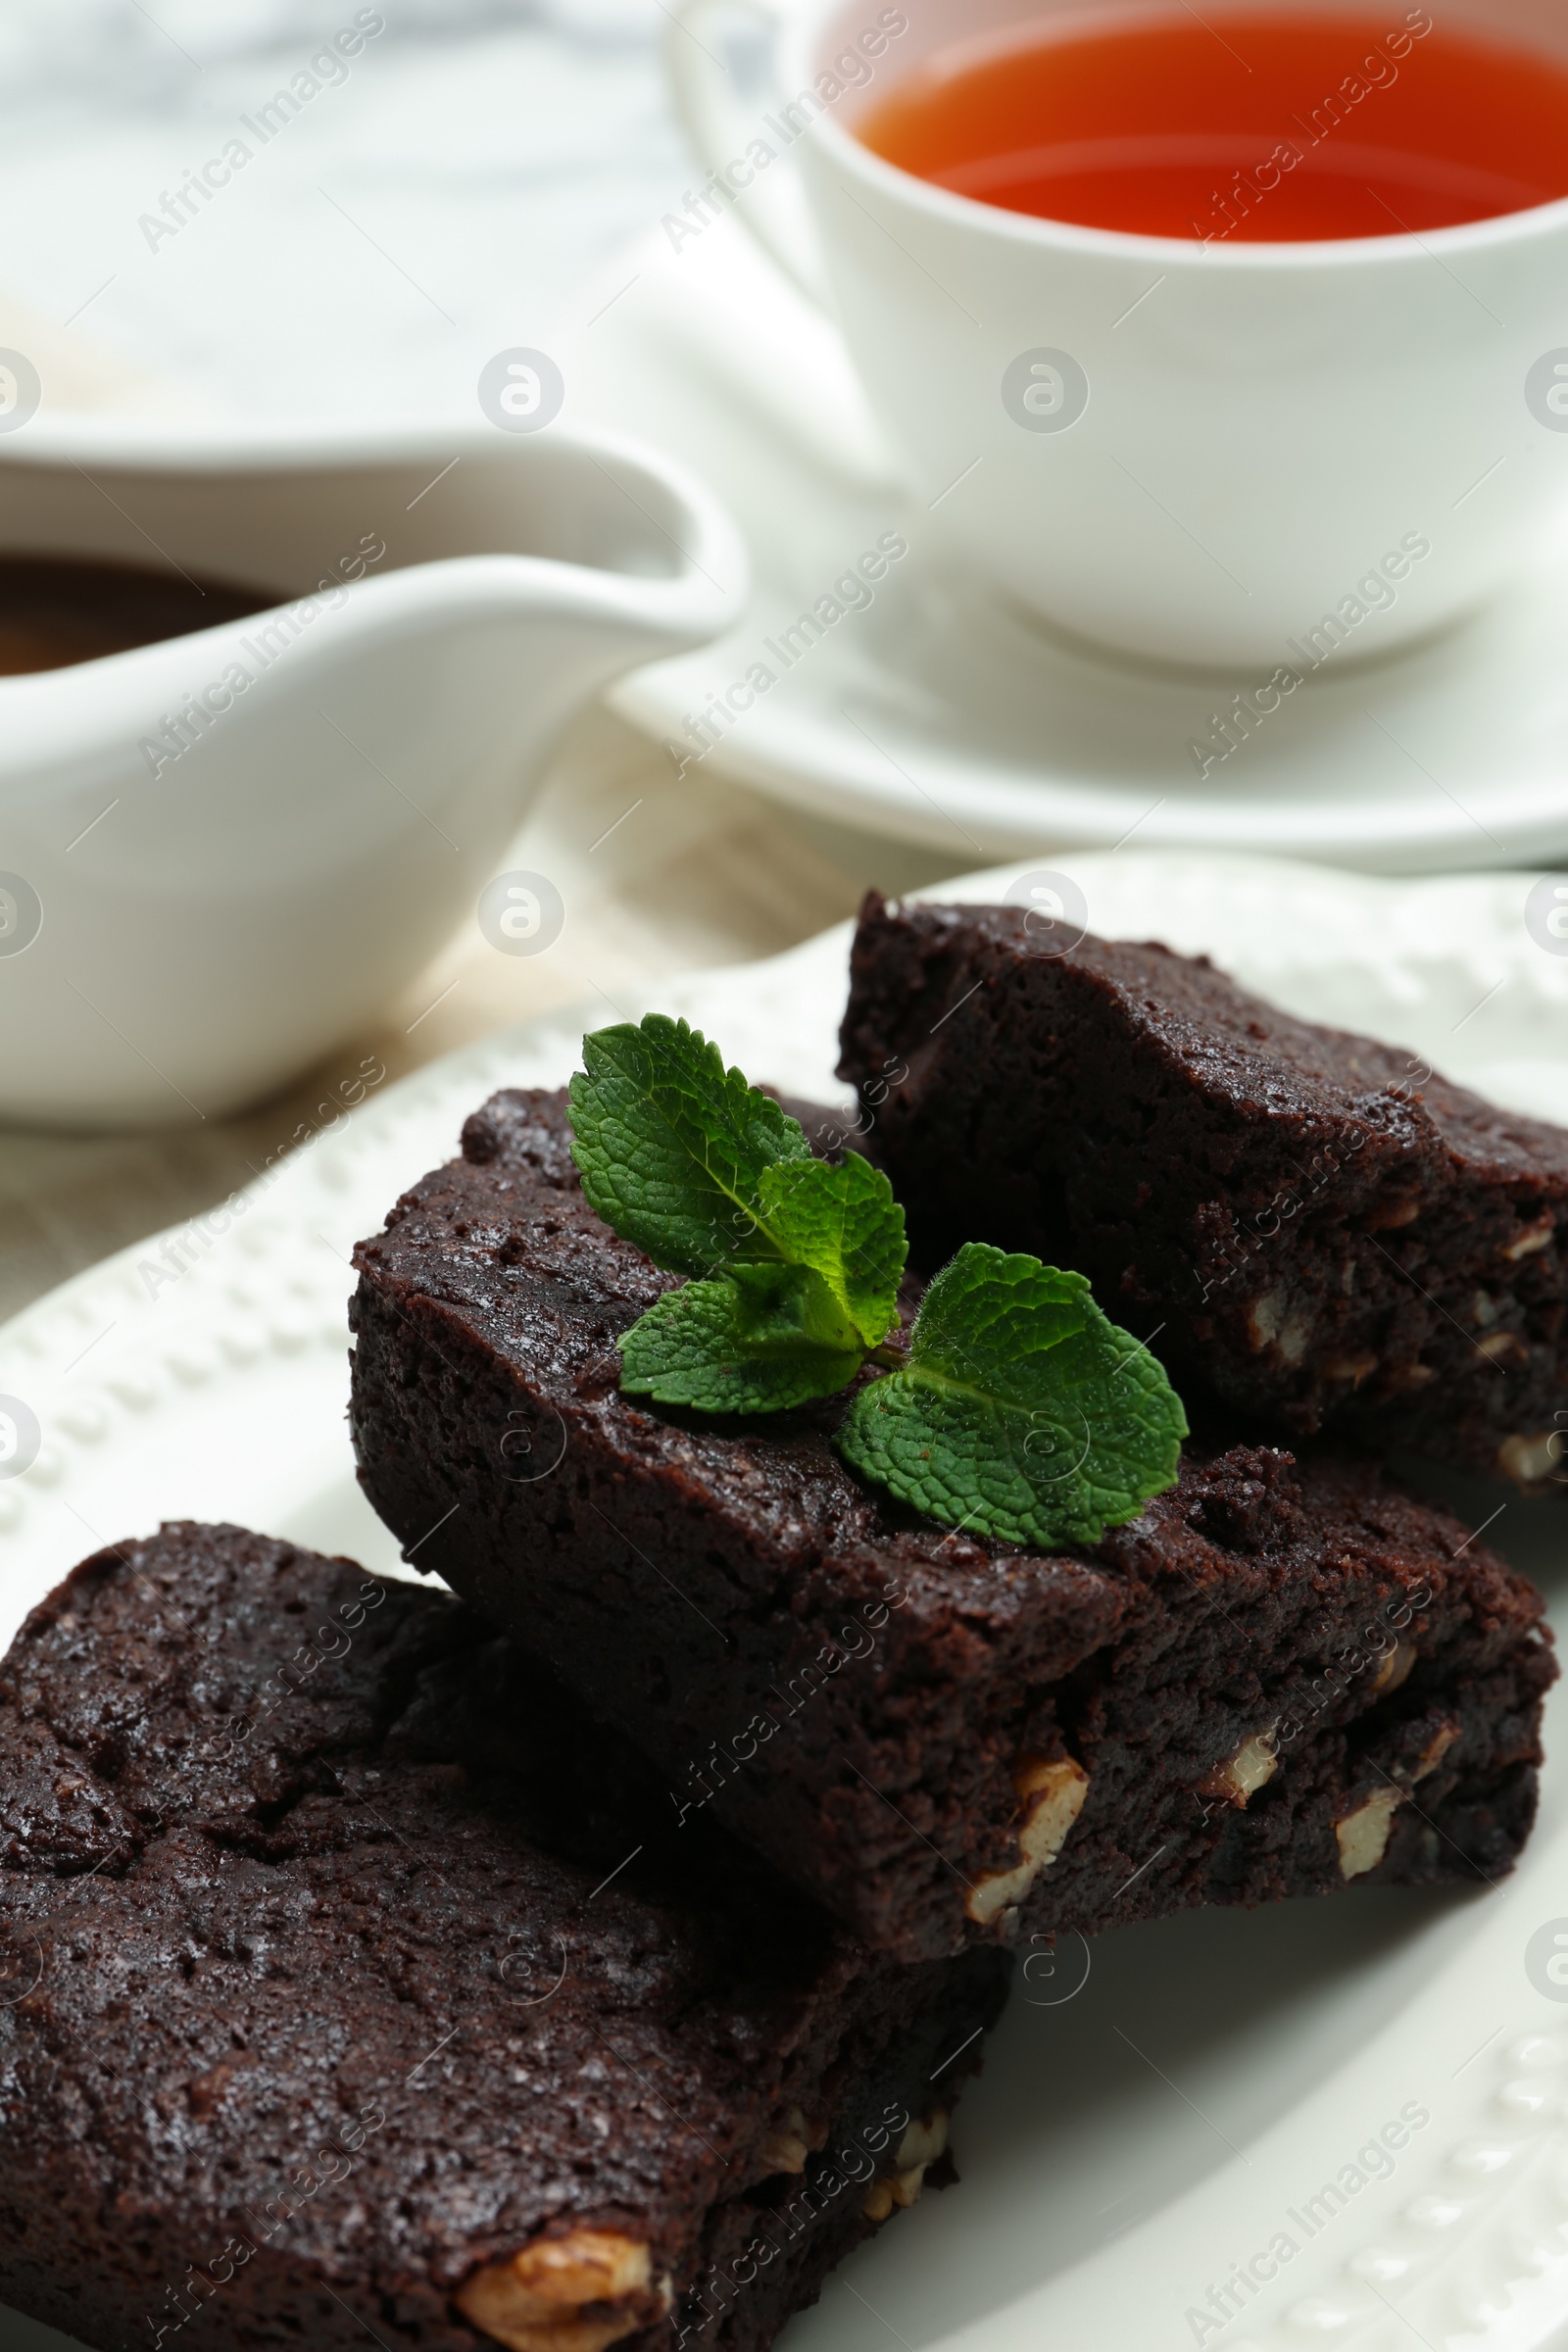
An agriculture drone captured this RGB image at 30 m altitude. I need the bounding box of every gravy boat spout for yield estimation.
[0,418,745,1130]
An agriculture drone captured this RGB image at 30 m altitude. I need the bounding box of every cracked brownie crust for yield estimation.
[837,894,1568,1485]
[0,1524,1007,2352]
[348,1089,1554,1964]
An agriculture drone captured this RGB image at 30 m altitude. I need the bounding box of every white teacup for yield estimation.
[668,0,1568,669]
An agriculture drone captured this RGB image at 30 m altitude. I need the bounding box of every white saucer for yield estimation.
[564,218,1568,873]
[5,853,1568,2352]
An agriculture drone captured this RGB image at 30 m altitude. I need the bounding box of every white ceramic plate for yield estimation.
[5,852,1568,2352]
[564,217,1568,874]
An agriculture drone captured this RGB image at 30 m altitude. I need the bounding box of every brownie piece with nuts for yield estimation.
[0,1524,1007,2352]
[837,893,1568,1489]
[348,1087,1553,1965]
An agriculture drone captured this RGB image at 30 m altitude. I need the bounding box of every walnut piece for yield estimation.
[966,1756,1089,1925]
[1199,1727,1279,1808]
[1365,1191,1421,1231]
[1335,1787,1402,1879]
[1502,1215,1555,1261]
[1247,1292,1313,1363]
[1413,1723,1459,1780]
[1498,1432,1560,1489]
[1370,1641,1417,1696]
[862,2110,950,2222]
[457,2230,665,2352]
[895,2113,949,2173]
[1334,1724,1459,1881]
[1322,1353,1379,1388]
[759,2106,810,2176]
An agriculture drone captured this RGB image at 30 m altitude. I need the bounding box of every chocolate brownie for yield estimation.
[348,1087,1554,1964]
[838,893,1568,1488]
[0,1524,1007,2352]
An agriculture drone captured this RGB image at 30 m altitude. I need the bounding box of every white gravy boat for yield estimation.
[0,417,744,1129]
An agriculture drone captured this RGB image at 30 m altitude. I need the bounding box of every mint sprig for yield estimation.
[568,1016,1186,1549]
[837,1246,1187,1549]
[620,1262,868,1413]
[568,1015,818,1280]
[758,1150,906,1348]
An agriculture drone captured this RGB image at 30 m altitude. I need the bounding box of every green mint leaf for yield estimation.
[568,1017,907,1348]
[757,1151,905,1348]
[836,1242,1187,1549]
[620,1263,867,1413]
[568,1014,812,1280]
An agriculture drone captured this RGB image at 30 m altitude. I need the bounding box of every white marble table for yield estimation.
[0,0,689,425]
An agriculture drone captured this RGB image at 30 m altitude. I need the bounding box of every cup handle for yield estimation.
[662,0,830,305]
